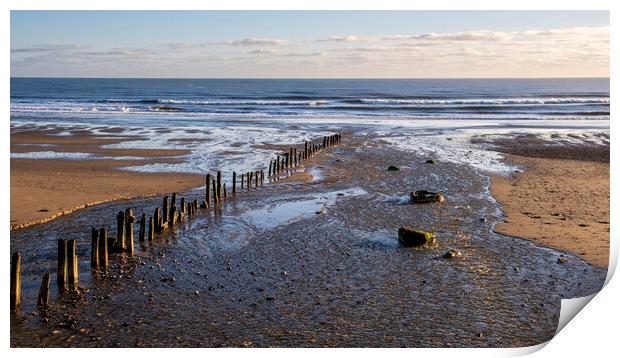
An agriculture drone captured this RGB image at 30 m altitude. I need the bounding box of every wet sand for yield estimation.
[489,141,610,268]
[10,135,606,347]
[10,129,203,229]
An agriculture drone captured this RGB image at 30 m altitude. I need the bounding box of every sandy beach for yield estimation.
[487,137,610,268]
[10,126,608,347]
[10,128,204,229]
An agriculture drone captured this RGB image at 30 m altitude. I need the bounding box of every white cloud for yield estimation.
[224,38,289,46]
[317,35,358,42]
[247,48,279,55]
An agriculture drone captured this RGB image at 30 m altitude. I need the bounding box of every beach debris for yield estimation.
[410,190,445,203]
[443,249,462,259]
[479,218,487,222]
[398,227,437,246]
[387,165,400,171]
[557,257,568,264]
[425,159,437,164]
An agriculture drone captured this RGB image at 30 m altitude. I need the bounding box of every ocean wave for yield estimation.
[353,97,610,105]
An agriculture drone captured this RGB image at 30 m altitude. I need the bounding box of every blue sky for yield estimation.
[10,11,610,78]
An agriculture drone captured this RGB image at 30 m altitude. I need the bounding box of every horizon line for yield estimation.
[10,76,611,80]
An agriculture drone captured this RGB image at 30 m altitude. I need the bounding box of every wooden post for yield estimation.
[232,171,237,194]
[289,148,294,166]
[115,210,125,252]
[223,183,227,199]
[260,170,264,184]
[304,141,308,159]
[98,228,108,269]
[163,196,169,225]
[170,205,177,227]
[139,213,146,241]
[241,172,245,189]
[276,156,280,173]
[91,228,99,268]
[216,171,222,201]
[10,252,21,310]
[148,217,154,240]
[57,239,67,291]
[37,273,50,308]
[255,171,259,186]
[268,161,272,177]
[154,207,161,232]
[294,149,298,166]
[67,239,78,290]
[180,198,186,215]
[211,179,217,205]
[205,174,211,207]
[125,208,134,256]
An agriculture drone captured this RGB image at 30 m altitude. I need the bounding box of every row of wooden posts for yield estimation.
[10,133,342,311]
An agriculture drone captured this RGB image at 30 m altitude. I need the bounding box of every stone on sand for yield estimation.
[398,227,437,246]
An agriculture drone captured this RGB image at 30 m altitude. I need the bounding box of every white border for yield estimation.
[3,1,616,356]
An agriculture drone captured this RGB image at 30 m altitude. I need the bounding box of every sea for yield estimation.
[10,78,610,174]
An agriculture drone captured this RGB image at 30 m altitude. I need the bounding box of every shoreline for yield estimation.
[488,141,609,268]
[10,131,606,347]
[10,128,204,230]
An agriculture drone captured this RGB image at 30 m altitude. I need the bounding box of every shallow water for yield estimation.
[10,137,606,347]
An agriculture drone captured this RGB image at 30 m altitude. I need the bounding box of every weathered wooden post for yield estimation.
[57,239,67,291]
[180,198,186,216]
[205,174,211,207]
[294,149,298,166]
[268,161,272,177]
[67,239,78,290]
[91,228,99,268]
[223,183,228,199]
[154,207,161,232]
[289,148,294,166]
[125,208,135,256]
[163,196,169,225]
[37,273,50,308]
[148,216,154,240]
[98,228,108,269]
[170,205,177,227]
[139,213,146,241]
[10,252,21,310]
[247,172,252,188]
[276,156,281,173]
[241,172,245,189]
[260,170,264,184]
[212,179,218,205]
[304,141,308,159]
[216,171,222,201]
[115,210,125,252]
[232,171,237,194]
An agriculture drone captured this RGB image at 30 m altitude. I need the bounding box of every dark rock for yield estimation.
[410,190,445,203]
[398,227,437,246]
[557,257,568,264]
[425,159,437,164]
[387,165,400,171]
[443,249,462,259]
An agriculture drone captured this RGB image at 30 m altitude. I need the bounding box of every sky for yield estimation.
[10,11,610,78]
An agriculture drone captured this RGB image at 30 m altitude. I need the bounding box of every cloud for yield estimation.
[284,51,326,57]
[11,44,85,53]
[224,38,289,46]
[316,35,358,42]
[247,48,279,55]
